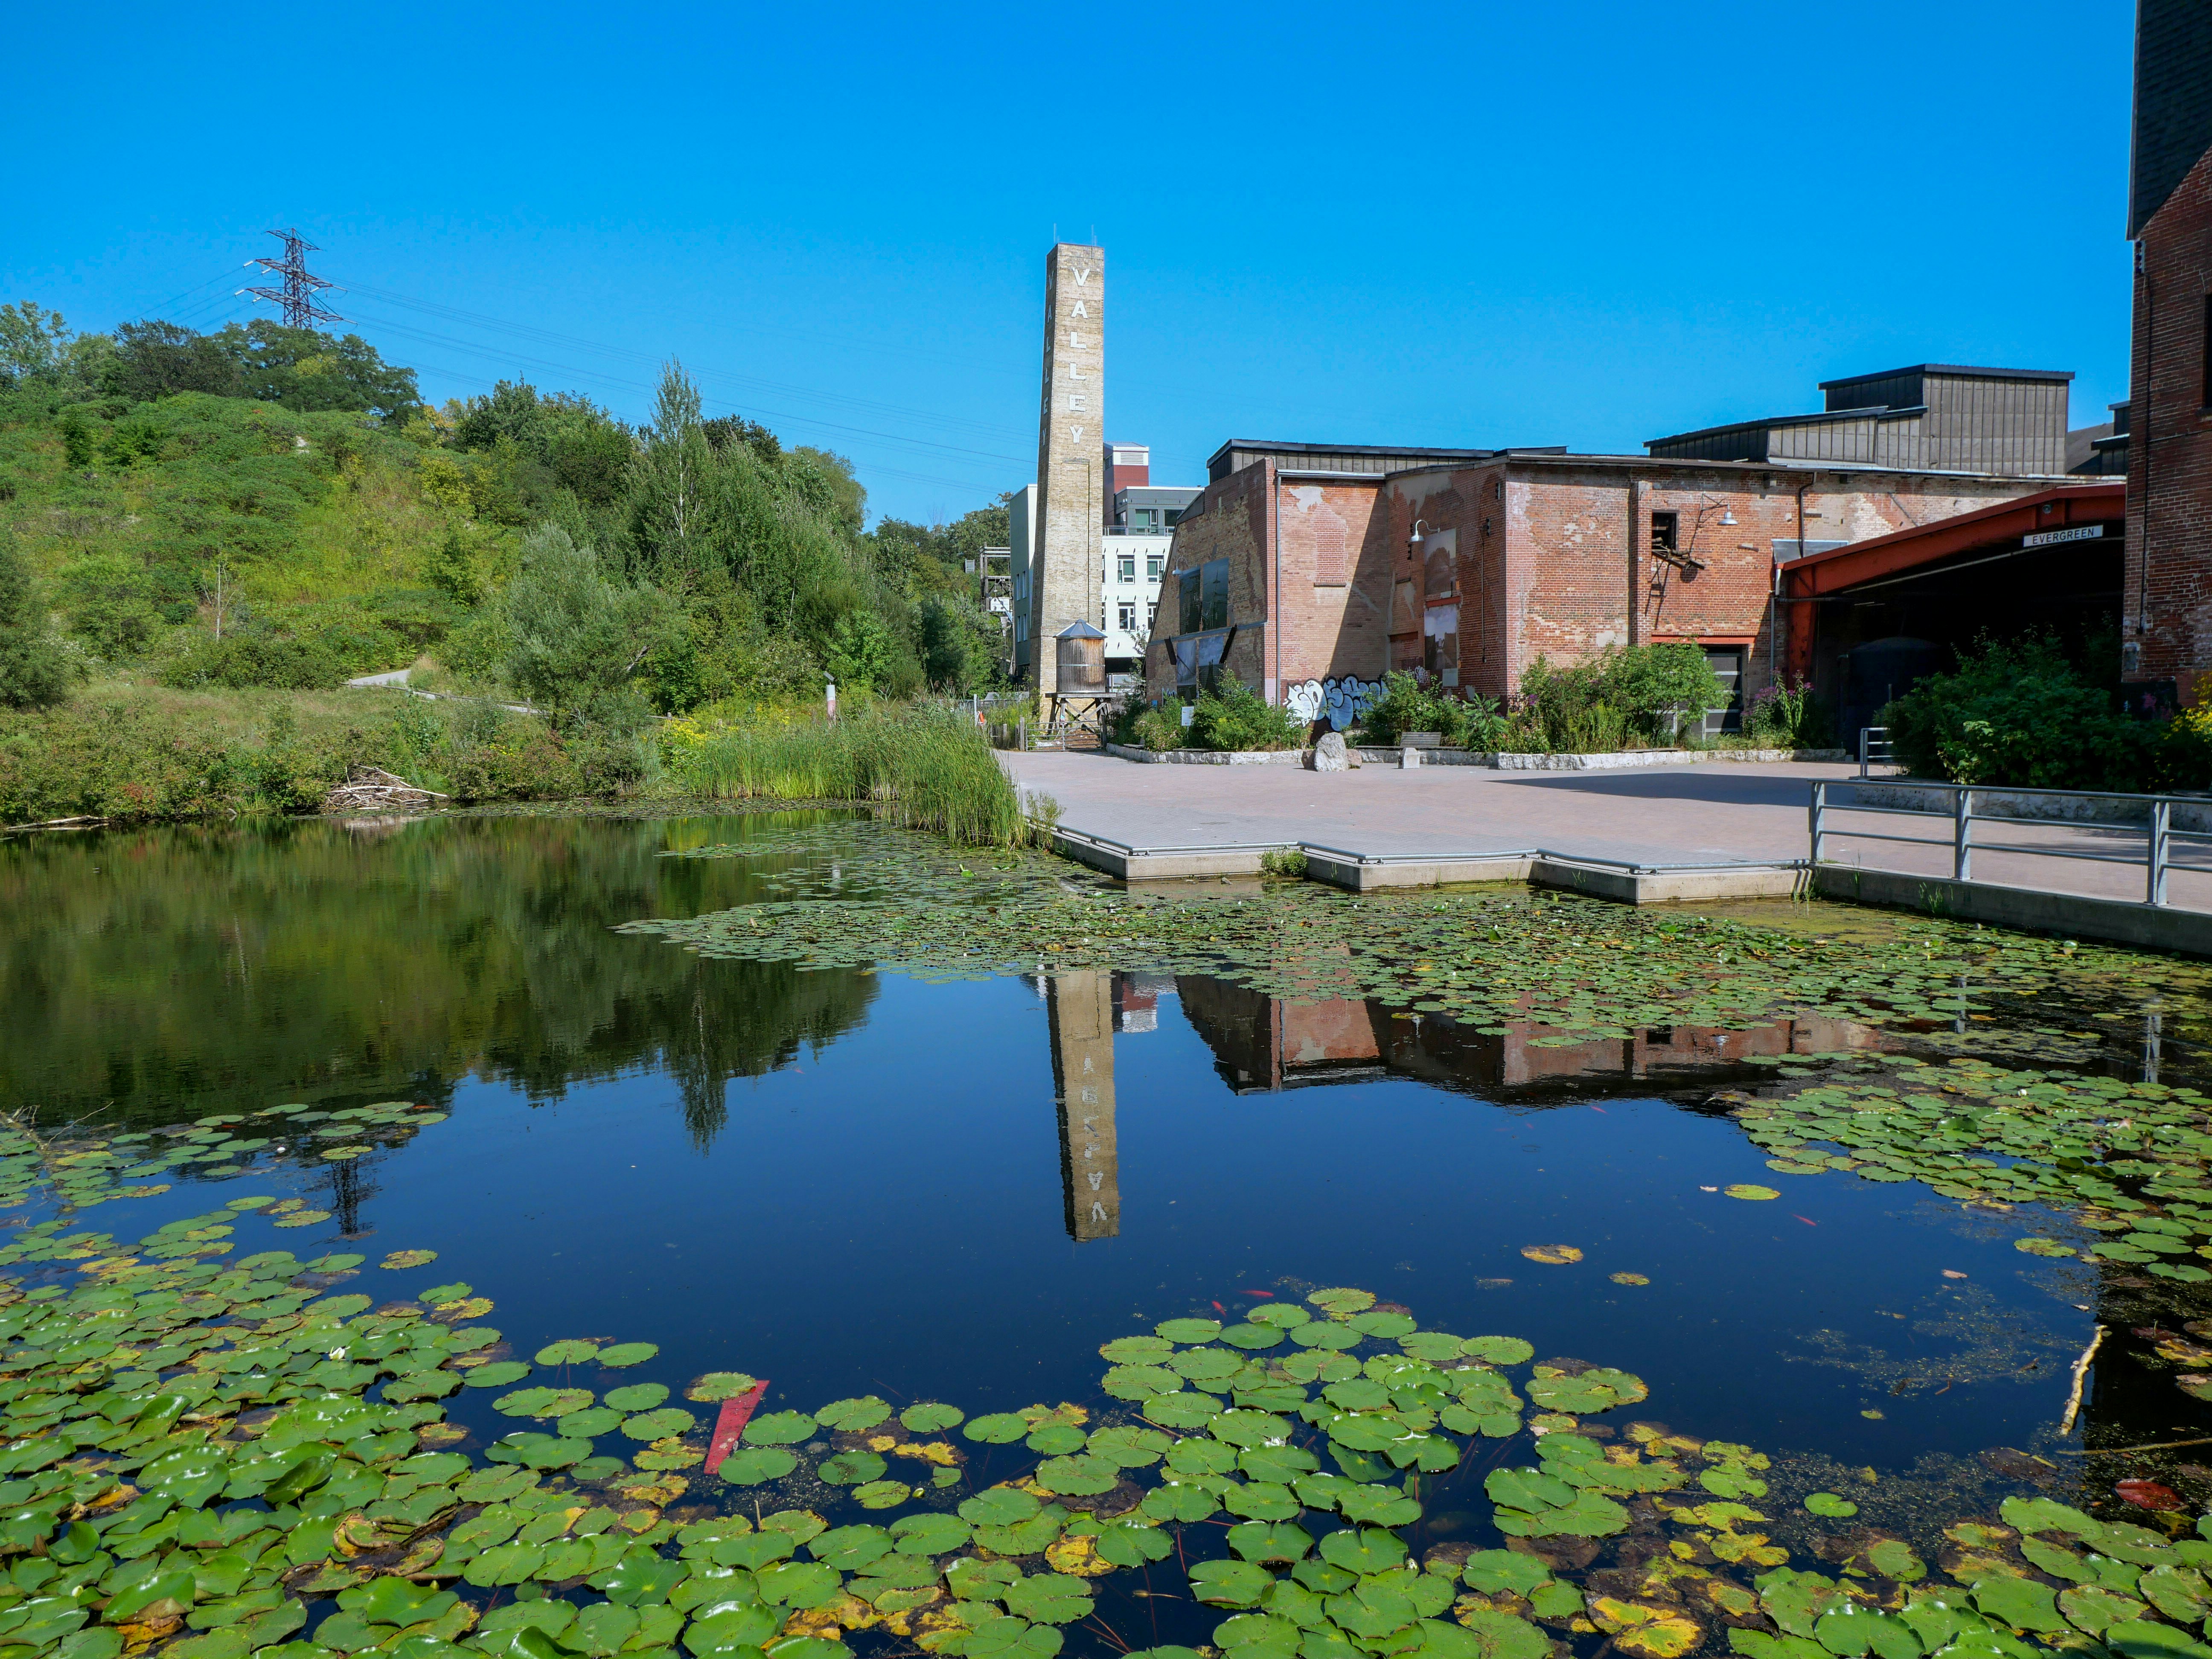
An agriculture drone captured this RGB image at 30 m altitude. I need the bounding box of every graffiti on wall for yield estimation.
[1285,676,1384,732]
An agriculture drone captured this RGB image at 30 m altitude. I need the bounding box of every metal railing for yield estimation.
[1857,726,1900,778]
[1810,780,2212,906]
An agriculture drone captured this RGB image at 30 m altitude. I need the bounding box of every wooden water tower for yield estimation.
[1047,622,1110,742]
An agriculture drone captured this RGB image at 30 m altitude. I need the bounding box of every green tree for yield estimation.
[0,302,76,387]
[919,595,1004,693]
[500,524,682,720]
[626,362,719,587]
[789,446,866,538]
[103,320,241,402]
[825,609,895,691]
[0,530,72,708]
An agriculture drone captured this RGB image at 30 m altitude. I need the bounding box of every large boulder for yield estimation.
[1312,732,1349,773]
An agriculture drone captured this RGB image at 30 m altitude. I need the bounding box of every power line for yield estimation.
[331,274,1031,444]
[241,229,342,328]
[341,304,1030,466]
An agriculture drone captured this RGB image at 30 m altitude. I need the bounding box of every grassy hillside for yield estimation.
[0,306,1035,831]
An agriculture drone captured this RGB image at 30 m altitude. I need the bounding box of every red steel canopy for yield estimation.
[1781,482,2122,682]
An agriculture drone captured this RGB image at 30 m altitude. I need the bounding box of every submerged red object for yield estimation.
[2116,1479,2180,1509]
[1239,1289,1274,1298]
[704,1379,771,1477]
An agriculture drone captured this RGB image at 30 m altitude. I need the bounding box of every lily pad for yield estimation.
[814,1396,892,1430]
[1805,1493,1859,1518]
[901,1402,964,1432]
[1157,1318,1223,1342]
[820,1451,888,1485]
[965,1412,1032,1444]
[1725,1185,1781,1201]
[465,1362,533,1389]
[604,1383,670,1412]
[686,1373,759,1402]
[1519,1246,1583,1265]
[596,1342,658,1368]
[715,1447,798,1485]
[853,1479,911,1510]
[536,1340,601,1366]
[1462,1337,1535,1365]
[1308,1289,1375,1314]
[742,1410,817,1445]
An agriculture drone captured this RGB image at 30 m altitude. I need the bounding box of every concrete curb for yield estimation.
[1101,744,1310,766]
[1046,823,1807,903]
[1812,863,2212,956]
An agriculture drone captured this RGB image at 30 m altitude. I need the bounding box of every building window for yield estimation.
[1650,512,1679,554]
[1129,507,1158,531]
[1164,508,1182,527]
[1200,559,1229,630]
[1118,602,1136,633]
[1118,554,1135,582]
[1179,568,1202,634]
[1146,555,1161,580]
[1703,648,1745,736]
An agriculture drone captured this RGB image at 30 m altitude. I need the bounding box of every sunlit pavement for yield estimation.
[1003,751,2212,910]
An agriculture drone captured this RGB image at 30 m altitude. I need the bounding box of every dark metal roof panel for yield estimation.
[1817,363,2075,390]
[2131,0,2212,235]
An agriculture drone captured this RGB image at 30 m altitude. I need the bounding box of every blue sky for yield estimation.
[3,2,2134,528]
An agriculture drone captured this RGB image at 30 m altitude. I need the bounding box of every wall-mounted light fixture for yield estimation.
[1720,510,1738,526]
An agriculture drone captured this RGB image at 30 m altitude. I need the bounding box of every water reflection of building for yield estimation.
[1048,974,1121,1241]
[1176,976,1881,1099]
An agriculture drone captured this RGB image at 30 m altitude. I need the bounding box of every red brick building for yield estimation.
[2122,0,2212,702]
[1147,434,2091,731]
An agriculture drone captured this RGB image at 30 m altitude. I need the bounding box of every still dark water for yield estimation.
[0,811,2198,1492]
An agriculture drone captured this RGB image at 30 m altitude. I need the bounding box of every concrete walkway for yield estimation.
[1004,750,2212,917]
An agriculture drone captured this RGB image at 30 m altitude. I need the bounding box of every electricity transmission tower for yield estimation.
[242,228,342,328]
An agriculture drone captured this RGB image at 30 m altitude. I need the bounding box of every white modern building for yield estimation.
[1010,451,1198,687]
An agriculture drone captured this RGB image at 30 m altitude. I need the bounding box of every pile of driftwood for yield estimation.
[322,766,448,815]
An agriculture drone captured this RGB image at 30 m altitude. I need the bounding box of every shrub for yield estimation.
[1511,645,1726,751]
[0,699,355,823]
[1132,704,1186,751]
[1883,634,2208,791]
[1358,673,1507,749]
[446,719,583,801]
[1188,681,1305,751]
[161,632,348,691]
[0,531,73,709]
[1744,676,1833,748]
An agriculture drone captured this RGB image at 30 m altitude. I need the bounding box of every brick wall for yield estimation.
[1145,468,1269,699]
[2126,143,2212,702]
[1155,453,2062,709]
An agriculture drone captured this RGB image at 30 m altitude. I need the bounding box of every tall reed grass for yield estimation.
[661,702,1051,847]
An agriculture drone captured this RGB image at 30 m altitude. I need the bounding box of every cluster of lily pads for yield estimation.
[0,1103,447,1226]
[4,1105,2212,1659]
[624,824,2204,1053]
[1722,1059,2212,1280]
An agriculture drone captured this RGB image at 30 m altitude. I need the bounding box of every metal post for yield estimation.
[1810,782,1827,864]
[1953,787,1973,883]
[1859,728,1870,780]
[2149,798,2172,906]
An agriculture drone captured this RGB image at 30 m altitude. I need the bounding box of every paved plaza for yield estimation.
[1003,751,2212,912]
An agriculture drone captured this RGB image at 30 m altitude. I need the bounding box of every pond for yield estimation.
[6,810,2212,1659]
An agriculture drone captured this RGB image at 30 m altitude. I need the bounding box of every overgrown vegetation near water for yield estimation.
[0,300,1022,825]
[3,1118,2210,1659]
[658,707,1049,847]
